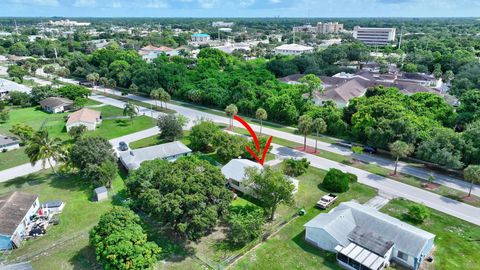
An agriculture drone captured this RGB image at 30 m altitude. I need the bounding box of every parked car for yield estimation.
[79,81,93,87]
[316,194,337,209]
[363,145,377,154]
[119,141,129,151]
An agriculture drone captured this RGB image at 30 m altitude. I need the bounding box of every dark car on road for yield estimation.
[119,141,129,151]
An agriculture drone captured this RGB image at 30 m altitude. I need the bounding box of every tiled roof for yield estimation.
[0,192,38,236]
[66,108,101,126]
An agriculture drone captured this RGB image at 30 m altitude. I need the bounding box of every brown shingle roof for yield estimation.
[66,108,101,126]
[0,192,38,236]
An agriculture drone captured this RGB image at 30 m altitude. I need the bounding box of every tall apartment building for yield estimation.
[353,26,396,45]
[293,22,343,34]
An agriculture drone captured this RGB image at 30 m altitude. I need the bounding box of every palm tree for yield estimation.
[255,108,267,135]
[464,165,480,197]
[297,115,313,151]
[225,104,238,130]
[150,89,161,108]
[312,118,327,153]
[123,102,138,124]
[86,72,100,89]
[159,89,171,109]
[25,131,63,175]
[389,140,414,175]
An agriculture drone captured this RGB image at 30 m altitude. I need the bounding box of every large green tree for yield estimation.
[90,207,160,270]
[246,166,294,220]
[126,157,231,240]
[189,120,221,152]
[157,114,187,141]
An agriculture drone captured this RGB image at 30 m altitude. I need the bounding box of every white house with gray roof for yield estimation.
[222,159,299,196]
[0,135,20,152]
[119,141,192,171]
[305,201,435,270]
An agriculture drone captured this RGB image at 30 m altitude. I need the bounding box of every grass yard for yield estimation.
[0,170,125,270]
[0,147,30,171]
[381,199,480,270]
[232,167,377,270]
[86,116,157,140]
[0,107,68,138]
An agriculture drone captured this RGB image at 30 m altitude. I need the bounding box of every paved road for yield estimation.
[0,126,161,182]
[270,144,480,226]
[89,86,480,197]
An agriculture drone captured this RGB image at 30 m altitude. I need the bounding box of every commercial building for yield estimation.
[305,201,435,270]
[274,44,314,55]
[353,26,396,45]
[212,21,234,27]
[138,45,179,62]
[293,22,343,34]
[191,33,211,43]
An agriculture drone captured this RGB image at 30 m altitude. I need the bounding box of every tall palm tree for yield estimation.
[25,131,63,175]
[150,89,161,108]
[123,102,138,124]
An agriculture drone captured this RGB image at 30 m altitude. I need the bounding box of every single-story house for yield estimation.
[0,135,20,152]
[66,108,102,132]
[0,78,31,99]
[304,201,435,270]
[39,97,74,113]
[0,192,40,250]
[221,159,299,196]
[119,141,192,171]
[138,45,179,62]
[94,186,108,202]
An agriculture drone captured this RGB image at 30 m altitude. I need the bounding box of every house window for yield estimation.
[398,250,408,261]
[231,180,240,187]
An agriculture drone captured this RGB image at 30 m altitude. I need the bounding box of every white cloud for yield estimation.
[239,0,255,7]
[74,0,96,7]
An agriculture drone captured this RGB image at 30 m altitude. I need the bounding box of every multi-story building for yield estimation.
[293,22,344,34]
[212,21,234,27]
[274,44,314,55]
[191,33,211,43]
[353,26,396,45]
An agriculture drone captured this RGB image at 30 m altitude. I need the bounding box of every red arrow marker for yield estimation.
[234,115,273,166]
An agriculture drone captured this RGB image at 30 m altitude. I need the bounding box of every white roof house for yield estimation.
[305,201,435,270]
[221,159,298,195]
[119,141,192,171]
[274,44,314,55]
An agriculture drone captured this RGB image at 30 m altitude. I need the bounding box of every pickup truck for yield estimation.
[316,194,337,209]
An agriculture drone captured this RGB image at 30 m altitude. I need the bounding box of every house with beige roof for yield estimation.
[66,108,101,132]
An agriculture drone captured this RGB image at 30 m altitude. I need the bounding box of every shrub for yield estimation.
[282,158,310,177]
[346,172,358,183]
[226,205,265,246]
[322,168,350,193]
[406,204,430,224]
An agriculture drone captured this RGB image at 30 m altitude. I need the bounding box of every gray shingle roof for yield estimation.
[119,141,192,170]
[39,97,73,108]
[305,201,435,257]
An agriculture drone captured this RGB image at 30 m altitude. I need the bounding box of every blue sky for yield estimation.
[2,0,480,17]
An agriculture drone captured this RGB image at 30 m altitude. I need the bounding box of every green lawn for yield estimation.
[0,170,125,270]
[232,167,377,270]
[0,106,157,171]
[0,147,30,171]
[381,199,480,270]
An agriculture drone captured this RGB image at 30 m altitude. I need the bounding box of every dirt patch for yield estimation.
[293,145,319,154]
[462,195,480,203]
[421,182,440,190]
